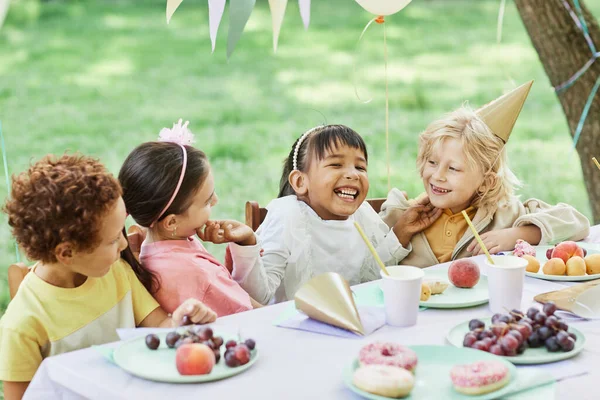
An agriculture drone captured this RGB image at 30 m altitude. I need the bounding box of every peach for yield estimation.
[551,241,584,264]
[523,255,540,273]
[448,259,480,288]
[584,254,600,275]
[176,343,215,375]
[542,258,566,276]
[566,256,586,276]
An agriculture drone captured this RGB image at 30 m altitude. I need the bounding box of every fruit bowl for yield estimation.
[446,309,585,365]
[112,329,259,383]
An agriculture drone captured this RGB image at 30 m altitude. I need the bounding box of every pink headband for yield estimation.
[150,119,195,228]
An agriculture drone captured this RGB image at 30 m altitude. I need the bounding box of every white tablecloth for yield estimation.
[23,229,600,400]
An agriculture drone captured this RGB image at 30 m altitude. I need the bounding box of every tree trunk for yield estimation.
[514,0,600,223]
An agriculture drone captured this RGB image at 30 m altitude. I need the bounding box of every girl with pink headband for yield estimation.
[119,119,262,317]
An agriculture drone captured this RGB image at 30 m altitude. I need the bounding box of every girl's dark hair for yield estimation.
[278,125,368,197]
[119,142,210,227]
[120,227,158,293]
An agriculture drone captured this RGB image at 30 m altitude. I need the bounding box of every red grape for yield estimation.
[568,332,577,342]
[517,341,528,354]
[543,302,557,316]
[469,319,485,331]
[528,331,542,348]
[472,341,488,351]
[212,336,224,348]
[545,337,561,352]
[491,322,509,337]
[537,326,552,341]
[491,313,503,324]
[165,332,181,348]
[534,312,547,325]
[500,335,519,352]
[545,316,559,329]
[515,321,533,340]
[213,348,221,363]
[561,337,575,352]
[558,321,568,331]
[546,248,554,259]
[145,334,160,350]
[225,351,240,367]
[489,344,504,356]
[526,307,539,320]
[244,339,256,350]
[508,330,524,345]
[225,340,237,350]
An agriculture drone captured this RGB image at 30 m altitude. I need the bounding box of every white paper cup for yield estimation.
[486,255,527,314]
[380,266,424,327]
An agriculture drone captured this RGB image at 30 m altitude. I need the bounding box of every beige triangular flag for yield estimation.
[476,80,533,143]
[268,0,288,52]
[166,0,184,24]
[294,273,364,335]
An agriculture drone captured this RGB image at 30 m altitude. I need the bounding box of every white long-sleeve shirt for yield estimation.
[229,195,408,304]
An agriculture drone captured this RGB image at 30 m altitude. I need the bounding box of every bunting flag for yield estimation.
[164,0,312,56]
[227,0,256,58]
[208,0,226,52]
[298,0,310,30]
[0,0,10,29]
[268,0,288,52]
[166,0,184,24]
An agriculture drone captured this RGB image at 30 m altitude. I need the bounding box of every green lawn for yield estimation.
[0,0,599,397]
[1,0,599,333]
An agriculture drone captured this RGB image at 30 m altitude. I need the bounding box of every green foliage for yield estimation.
[0,0,599,319]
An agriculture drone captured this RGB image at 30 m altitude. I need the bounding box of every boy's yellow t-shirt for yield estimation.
[424,207,477,263]
[0,259,159,382]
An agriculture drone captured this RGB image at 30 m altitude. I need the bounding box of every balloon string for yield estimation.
[384,21,390,193]
[352,17,378,104]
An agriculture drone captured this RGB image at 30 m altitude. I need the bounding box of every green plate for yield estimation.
[420,268,489,309]
[511,244,600,282]
[344,345,518,400]
[113,331,258,383]
[446,317,585,364]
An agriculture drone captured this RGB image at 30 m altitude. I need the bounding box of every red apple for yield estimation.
[176,343,215,375]
[448,259,480,288]
[551,241,584,264]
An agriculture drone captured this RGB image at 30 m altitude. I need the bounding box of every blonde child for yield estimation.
[380,82,590,267]
[0,154,216,400]
[119,120,261,317]
[230,124,426,304]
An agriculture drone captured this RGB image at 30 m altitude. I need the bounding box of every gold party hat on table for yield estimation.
[476,80,533,143]
[294,273,365,335]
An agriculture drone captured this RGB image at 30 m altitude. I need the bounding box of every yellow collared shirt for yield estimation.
[424,207,477,263]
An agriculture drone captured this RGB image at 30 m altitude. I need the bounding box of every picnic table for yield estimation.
[23,226,600,400]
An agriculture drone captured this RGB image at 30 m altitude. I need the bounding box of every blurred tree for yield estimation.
[515,0,600,223]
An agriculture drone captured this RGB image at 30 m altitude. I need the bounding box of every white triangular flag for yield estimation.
[0,0,10,29]
[166,0,184,24]
[268,0,287,52]
[208,0,226,53]
[298,0,310,30]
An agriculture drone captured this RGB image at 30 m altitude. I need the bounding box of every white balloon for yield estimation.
[355,0,412,16]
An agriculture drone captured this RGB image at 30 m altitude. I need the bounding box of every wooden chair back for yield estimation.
[245,198,387,232]
[7,228,147,300]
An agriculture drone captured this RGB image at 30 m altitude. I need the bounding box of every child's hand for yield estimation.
[392,196,442,247]
[197,220,257,246]
[171,299,217,327]
[467,226,542,256]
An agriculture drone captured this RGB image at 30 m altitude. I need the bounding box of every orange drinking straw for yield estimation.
[593,157,600,171]
[461,210,494,265]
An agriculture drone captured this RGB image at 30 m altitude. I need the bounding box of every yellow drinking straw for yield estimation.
[354,221,390,276]
[593,157,600,171]
[461,210,495,265]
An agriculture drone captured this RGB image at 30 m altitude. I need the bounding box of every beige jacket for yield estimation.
[379,189,591,268]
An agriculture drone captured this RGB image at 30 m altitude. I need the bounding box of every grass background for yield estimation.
[1,0,599,393]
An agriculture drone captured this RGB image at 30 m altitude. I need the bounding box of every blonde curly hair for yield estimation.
[416,106,521,210]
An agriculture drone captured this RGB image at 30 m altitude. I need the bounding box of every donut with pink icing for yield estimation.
[358,343,418,372]
[450,360,510,395]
